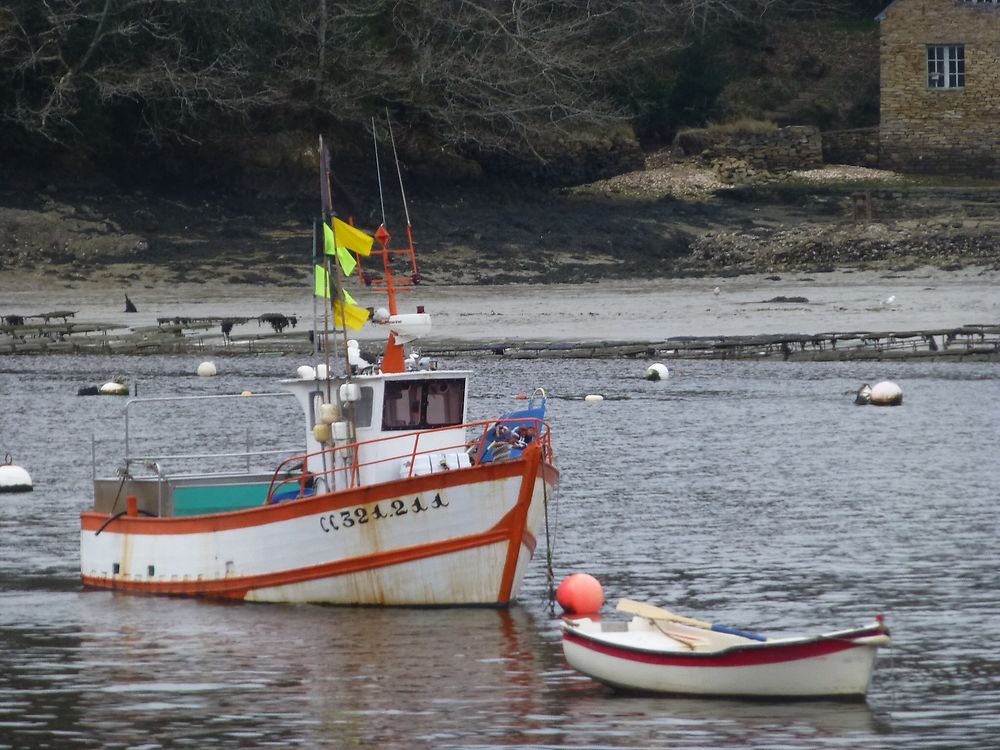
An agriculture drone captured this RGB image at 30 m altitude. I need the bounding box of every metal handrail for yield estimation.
[265,417,553,504]
[126,448,300,464]
[123,392,298,461]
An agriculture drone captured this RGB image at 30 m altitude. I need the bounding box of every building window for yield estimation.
[927,45,965,89]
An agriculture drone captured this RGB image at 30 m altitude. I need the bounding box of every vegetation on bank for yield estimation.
[1,1,884,188]
[8,2,997,285]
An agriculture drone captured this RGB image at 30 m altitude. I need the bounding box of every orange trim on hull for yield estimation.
[81,457,552,604]
[82,525,516,601]
[81,459,526,535]
[497,444,542,602]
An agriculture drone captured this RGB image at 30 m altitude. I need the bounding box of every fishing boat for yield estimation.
[78,134,558,606]
[560,599,891,699]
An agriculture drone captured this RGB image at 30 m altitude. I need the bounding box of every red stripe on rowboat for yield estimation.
[563,628,882,668]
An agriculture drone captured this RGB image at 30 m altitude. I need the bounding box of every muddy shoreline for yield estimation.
[4,263,999,358]
[4,159,1000,294]
[4,159,1000,360]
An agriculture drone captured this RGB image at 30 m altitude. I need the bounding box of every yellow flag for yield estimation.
[334,299,370,330]
[332,217,373,256]
[323,223,357,276]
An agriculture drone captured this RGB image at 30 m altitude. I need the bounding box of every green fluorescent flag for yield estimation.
[314,265,359,305]
[315,264,369,329]
[314,264,327,298]
[323,223,357,276]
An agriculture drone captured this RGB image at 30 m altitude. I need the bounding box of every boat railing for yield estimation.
[117,392,305,478]
[265,417,553,504]
[121,449,302,479]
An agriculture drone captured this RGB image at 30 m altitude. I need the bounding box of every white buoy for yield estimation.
[0,455,32,493]
[646,363,669,381]
[339,383,361,403]
[318,402,340,424]
[584,394,605,402]
[869,380,903,406]
[99,380,129,396]
[197,361,217,377]
[296,365,316,380]
[316,363,329,379]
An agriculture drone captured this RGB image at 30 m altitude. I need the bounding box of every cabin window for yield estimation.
[927,45,964,89]
[382,378,465,430]
[425,379,464,426]
[310,386,374,429]
[353,387,374,428]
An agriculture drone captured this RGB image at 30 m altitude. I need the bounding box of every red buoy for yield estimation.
[556,573,605,615]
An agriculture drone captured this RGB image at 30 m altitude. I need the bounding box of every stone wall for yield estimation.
[821,127,880,166]
[880,0,1000,177]
[697,125,823,171]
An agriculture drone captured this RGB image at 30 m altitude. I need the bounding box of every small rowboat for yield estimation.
[561,600,891,699]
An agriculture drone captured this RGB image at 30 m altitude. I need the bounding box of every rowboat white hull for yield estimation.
[81,448,556,606]
[561,615,890,699]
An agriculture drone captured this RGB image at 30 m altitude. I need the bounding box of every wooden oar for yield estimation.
[617,599,768,642]
[651,622,701,651]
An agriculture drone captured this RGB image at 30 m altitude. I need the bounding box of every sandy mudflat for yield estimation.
[2,265,997,344]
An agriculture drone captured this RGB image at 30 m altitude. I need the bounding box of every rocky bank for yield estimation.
[3,153,1000,291]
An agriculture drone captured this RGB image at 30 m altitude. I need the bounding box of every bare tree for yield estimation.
[0,0,839,160]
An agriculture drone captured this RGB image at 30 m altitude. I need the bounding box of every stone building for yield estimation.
[879,0,1000,177]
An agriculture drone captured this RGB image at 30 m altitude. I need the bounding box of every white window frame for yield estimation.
[927,44,965,89]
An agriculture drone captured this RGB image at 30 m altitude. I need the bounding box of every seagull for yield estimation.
[713,286,721,296]
[881,295,896,306]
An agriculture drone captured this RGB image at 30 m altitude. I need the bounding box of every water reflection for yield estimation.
[556,687,887,746]
[2,355,1000,748]
[1,591,559,749]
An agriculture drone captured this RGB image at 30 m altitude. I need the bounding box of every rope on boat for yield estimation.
[651,620,697,650]
[542,429,558,612]
[372,115,388,227]
[94,507,156,536]
[386,110,411,228]
[543,475,555,612]
[108,467,131,517]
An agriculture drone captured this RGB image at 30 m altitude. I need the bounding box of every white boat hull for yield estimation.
[81,448,556,606]
[561,616,890,698]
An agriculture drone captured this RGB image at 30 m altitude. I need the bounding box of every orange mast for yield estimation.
[360,116,421,374]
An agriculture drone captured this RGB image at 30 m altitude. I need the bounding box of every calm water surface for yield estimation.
[1,353,999,749]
